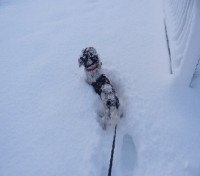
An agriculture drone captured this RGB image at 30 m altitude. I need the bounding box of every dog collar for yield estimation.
[86,65,98,72]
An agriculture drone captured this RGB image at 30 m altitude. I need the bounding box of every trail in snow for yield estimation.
[113,127,137,176]
[121,134,136,173]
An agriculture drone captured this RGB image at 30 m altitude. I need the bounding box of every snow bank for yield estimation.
[164,0,200,86]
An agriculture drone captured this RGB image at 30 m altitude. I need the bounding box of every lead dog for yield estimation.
[78,47,121,129]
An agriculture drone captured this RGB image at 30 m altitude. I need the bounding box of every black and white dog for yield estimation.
[79,47,121,129]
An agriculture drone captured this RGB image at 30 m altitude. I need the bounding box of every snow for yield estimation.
[0,0,200,176]
[164,0,200,86]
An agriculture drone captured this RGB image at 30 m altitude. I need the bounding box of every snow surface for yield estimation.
[0,0,200,176]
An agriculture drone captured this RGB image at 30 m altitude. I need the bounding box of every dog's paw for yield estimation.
[111,117,118,128]
[110,112,120,127]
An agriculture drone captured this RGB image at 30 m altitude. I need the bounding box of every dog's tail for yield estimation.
[110,108,120,128]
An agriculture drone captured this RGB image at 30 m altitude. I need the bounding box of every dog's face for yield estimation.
[78,47,100,69]
[79,47,103,84]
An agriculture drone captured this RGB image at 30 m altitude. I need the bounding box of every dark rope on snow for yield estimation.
[190,57,200,87]
[108,125,117,176]
[164,18,173,74]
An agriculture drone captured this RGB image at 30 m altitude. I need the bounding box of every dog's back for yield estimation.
[91,74,111,95]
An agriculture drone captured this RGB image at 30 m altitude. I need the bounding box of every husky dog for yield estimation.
[79,47,121,129]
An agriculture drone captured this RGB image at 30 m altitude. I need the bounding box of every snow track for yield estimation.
[121,134,136,174]
[89,124,137,176]
[114,128,137,176]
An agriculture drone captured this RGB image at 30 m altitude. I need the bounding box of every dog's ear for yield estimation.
[79,63,83,67]
[78,58,83,67]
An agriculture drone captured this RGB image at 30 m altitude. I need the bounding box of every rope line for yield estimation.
[108,125,117,176]
[164,18,173,74]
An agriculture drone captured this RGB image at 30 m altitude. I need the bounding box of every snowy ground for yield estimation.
[1,0,200,176]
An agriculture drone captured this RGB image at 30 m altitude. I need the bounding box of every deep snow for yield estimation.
[0,0,200,176]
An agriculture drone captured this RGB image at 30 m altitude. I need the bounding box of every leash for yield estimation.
[108,125,117,176]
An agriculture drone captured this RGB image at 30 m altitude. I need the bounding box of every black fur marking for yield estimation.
[106,96,120,109]
[92,74,112,95]
[91,74,119,109]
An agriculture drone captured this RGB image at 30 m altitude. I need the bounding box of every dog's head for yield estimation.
[78,47,101,69]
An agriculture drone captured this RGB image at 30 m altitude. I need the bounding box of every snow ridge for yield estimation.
[164,0,200,86]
